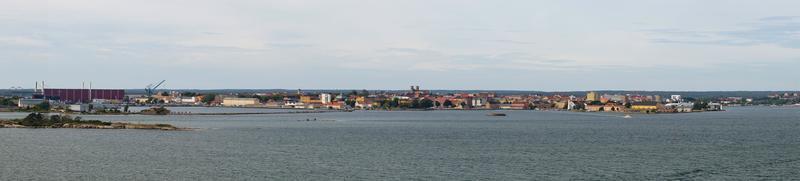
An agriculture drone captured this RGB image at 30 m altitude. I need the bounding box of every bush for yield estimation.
[15,113,110,127]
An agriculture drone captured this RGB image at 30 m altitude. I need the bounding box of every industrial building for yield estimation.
[44,88,125,103]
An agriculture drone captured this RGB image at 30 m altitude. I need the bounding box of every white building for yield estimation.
[69,104,91,112]
[320,93,332,104]
[180,97,198,104]
[665,102,694,112]
[567,101,577,110]
[471,98,486,107]
[707,103,722,111]
[670,95,682,102]
[17,98,45,108]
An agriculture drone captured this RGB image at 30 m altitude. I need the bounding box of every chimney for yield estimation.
[89,82,93,103]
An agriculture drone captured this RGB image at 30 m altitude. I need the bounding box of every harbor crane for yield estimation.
[145,80,166,97]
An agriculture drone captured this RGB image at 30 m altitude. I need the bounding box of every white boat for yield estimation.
[623,115,633,119]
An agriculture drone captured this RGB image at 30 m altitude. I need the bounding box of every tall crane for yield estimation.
[145,80,166,97]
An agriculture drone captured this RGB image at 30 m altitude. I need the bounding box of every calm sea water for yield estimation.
[1,107,799,180]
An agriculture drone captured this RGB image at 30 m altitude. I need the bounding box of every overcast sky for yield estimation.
[1,0,799,91]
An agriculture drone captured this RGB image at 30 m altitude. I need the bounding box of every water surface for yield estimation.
[1,107,798,180]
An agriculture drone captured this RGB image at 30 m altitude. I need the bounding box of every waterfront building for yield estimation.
[664,103,694,113]
[222,98,259,107]
[585,104,604,112]
[133,97,150,104]
[300,95,322,104]
[264,100,285,108]
[44,88,125,104]
[631,102,659,112]
[707,103,723,111]
[180,97,199,104]
[554,101,569,109]
[603,103,625,112]
[69,104,91,112]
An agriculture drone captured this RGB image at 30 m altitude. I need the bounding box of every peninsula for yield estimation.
[0,113,183,130]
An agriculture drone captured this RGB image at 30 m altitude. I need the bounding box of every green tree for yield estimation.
[443,100,453,108]
[35,101,51,111]
[202,94,217,104]
[693,102,708,110]
[0,97,17,107]
[419,99,434,108]
[389,98,400,108]
[347,90,359,97]
[182,92,197,97]
[410,99,421,108]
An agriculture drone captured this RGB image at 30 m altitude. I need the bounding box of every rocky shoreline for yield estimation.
[0,121,185,130]
[0,113,186,130]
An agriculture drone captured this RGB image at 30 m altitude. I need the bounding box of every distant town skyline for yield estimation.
[1,0,799,91]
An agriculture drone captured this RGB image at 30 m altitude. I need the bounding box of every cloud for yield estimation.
[646,17,800,48]
[759,16,799,21]
[338,48,635,72]
[486,39,536,45]
[0,36,51,47]
[2,0,800,90]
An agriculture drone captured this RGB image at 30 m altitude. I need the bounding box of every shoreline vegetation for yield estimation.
[0,113,185,130]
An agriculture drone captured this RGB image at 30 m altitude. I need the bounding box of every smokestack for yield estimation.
[89,82,93,102]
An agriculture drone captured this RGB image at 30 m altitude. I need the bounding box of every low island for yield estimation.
[0,113,184,130]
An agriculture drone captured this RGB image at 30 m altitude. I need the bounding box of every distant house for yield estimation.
[631,102,660,112]
[553,101,568,110]
[707,103,723,111]
[664,103,694,113]
[585,104,604,112]
[300,95,322,104]
[134,97,150,104]
[324,102,345,109]
[180,97,199,104]
[603,103,625,112]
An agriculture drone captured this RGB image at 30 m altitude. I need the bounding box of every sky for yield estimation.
[1,0,799,91]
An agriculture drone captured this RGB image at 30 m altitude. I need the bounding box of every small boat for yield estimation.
[623,115,633,119]
[487,113,507,117]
